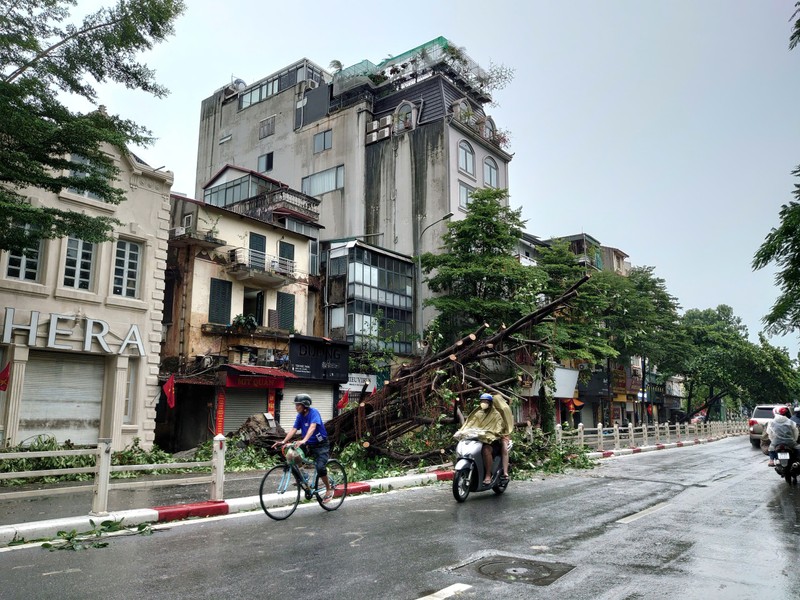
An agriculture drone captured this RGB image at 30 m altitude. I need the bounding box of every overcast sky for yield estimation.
[75,0,800,357]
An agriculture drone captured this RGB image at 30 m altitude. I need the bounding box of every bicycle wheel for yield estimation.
[260,464,301,520]
[317,459,347,512]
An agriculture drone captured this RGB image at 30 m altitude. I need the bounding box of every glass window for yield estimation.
[113,240,142,298]
[257,152,273,173]
[459,181,475,209]
[484,157,499,188]
[6,224,41,282]
[301,165,345,196]
[63,237,95,290]
[483,118,496,140]
[68,154,104,200]
[395,103,413,132]
[313,129,332,153]
[458,141,475,176]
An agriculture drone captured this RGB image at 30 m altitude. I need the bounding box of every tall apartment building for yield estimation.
[0,146,173,450]
[195,37,513,350]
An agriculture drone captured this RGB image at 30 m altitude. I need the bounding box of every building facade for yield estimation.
[0,146,173,450]
[194,37,512,346]
[160,171,351,451]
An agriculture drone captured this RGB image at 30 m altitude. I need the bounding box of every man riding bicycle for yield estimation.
[272,394,334,503]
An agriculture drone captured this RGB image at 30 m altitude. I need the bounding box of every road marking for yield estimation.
[42,568,82,576]
[416,583,472,599]
[616,501,670,524]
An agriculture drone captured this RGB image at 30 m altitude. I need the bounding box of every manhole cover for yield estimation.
[467,556,575,586]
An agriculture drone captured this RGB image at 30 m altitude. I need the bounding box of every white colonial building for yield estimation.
[0,145,173,450]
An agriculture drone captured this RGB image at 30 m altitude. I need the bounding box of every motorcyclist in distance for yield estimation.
[767,406,799,467]
[791,406,800,428]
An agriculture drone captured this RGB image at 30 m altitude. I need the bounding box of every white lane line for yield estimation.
[616,501,670,524]
[416,583,472,599]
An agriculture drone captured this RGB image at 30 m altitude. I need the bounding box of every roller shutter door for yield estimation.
[280,383,335,430]
[19,351,105,446]
[223,388,267,434]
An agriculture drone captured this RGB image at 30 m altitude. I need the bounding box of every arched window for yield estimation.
[484,157,498,188]
[482,117,496,140]
[395,102,414,132]
[458,141,475,176]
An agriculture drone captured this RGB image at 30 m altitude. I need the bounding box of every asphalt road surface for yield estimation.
[1,436,796,600]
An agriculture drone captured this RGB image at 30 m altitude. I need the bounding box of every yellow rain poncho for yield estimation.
[456,404,504,444]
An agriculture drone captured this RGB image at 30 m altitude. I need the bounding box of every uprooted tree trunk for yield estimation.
[326,276,590,459]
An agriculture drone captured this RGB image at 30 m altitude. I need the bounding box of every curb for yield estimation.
[0,468,456,547]
[0,438,734,547]
[585,436,719,460]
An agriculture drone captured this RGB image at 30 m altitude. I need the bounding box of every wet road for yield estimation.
[1,437,796,599]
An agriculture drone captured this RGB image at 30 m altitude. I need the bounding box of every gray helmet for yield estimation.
[294,393,312,408]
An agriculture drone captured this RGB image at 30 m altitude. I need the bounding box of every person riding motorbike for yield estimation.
[456,393,504,485]
[767,406,800,467]
[492,393,513,481]
[791,406,800,428]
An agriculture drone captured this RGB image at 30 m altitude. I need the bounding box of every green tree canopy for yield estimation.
[752,5,800,337]
[0,0,185,253]
[420,188,545,346]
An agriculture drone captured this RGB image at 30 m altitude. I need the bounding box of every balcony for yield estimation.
[227,247,299,286]
[169,227,226,249]
[226,188,320,223]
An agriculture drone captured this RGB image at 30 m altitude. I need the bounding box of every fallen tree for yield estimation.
[326,275,590,458]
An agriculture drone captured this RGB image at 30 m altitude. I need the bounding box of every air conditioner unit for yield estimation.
[377,127,391,140]
[366,120,379,133]
[229,248,247,266]
[365,132,378,144]
[378,115,393,128]
[307,80,319,90]
[171,226,186,237]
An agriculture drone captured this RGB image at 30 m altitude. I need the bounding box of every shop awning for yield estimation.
[225,364,298,378]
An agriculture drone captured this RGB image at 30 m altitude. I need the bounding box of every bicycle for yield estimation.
[259,443,348,521]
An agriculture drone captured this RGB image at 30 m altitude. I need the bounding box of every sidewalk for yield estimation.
[0,433,731,548]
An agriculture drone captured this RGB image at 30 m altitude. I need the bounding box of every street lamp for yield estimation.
[416,211,454,348]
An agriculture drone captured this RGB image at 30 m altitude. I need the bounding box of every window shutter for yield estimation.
[278,241,295,260]
[209,278,232,324]
[276,291,295,330]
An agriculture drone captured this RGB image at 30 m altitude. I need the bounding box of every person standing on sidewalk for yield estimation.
[273,394,334,503]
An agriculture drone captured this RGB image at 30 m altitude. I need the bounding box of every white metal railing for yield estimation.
[229,247,297,278]
[0,435,227,516]
[555,420,748,452]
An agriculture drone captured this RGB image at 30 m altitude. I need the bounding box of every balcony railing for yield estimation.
[228,247,298,281]
[226,188,320,223]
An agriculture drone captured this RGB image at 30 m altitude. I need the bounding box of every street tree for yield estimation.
[0,0,186,253]
[420,187,546,348]
[752,4,800,337]
[673,306,798,418]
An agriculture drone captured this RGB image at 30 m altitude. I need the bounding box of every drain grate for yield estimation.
[464,556,575,586]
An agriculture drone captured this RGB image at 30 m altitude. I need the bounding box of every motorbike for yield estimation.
[774,443,800,484]
[452,428,511,502]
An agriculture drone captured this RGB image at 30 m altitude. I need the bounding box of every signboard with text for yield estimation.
[288,335,349,382]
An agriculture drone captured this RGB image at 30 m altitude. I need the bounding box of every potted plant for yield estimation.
[230,313,258,334]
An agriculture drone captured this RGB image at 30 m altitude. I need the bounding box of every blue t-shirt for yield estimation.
[293,407,328,446]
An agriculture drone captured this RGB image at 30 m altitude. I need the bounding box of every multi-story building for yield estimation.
[160,168,350,451]
[195,37,512,349]
[0,146,173,450]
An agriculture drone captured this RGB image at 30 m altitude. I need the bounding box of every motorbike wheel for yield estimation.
[452,468,471,503]
[786,471,793,485]
[492,479,508,495]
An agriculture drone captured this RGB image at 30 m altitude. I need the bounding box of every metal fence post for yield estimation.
[91,438,112,516]
[210,434,226,501]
